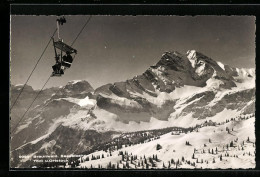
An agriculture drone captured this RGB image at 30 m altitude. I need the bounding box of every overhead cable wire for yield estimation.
[11,75,51,135]
[71,15,92,47]
[11,16,93,138]
[10,29,57,111]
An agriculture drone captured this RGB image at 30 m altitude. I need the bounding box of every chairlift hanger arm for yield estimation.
[52,37,58,58]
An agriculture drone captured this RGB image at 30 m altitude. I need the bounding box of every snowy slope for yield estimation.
[78,117,255,169]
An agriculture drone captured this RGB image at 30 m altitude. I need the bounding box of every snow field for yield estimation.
[78,118,255,169]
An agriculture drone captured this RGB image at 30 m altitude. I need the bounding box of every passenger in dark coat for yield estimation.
[62,52,73,68]
[52,54,64,75]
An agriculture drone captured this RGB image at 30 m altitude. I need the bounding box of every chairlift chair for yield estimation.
[51,16,77,77]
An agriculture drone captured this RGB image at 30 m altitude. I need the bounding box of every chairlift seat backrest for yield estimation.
[54,41,77,54]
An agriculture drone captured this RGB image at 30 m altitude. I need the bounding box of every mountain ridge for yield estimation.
[10,50,255,168]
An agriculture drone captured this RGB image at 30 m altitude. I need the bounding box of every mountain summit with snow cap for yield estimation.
[11,50,255,168]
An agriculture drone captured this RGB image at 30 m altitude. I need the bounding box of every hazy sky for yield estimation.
[10,15,255,90]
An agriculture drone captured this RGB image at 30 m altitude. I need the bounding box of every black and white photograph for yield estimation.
[10,14,256,169]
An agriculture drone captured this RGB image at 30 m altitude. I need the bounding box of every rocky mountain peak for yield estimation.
[11,84,34,93]
[186,50,197,68]
[48,80,95,100]
[155,51,190,72]
[63,80,94,93]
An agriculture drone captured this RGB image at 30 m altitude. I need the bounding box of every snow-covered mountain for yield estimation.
[10,80,95,150]
[94,50,254,125]
[10,84,60,128]
[10,50,255,168]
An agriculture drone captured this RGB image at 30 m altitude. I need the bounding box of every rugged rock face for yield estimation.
[10,80,95,151]
[10,84,59,128]
[186,50,237,88]
[53,80,94,99]
[179,88,255,119]
[94,50,242,121]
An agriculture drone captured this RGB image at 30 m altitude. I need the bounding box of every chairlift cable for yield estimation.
[11,15,93,138]
[10,29,57,111]
[71,15,92,47]
[11,75,52,135]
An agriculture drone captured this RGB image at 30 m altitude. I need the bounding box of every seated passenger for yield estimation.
[62,52,73,68]
[52,62,64,75]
